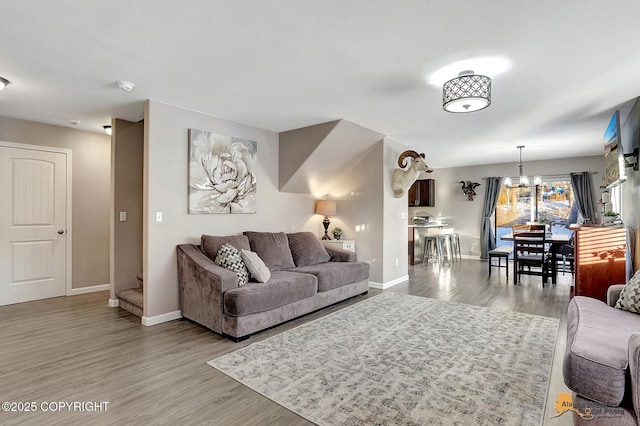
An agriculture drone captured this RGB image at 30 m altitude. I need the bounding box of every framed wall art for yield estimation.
[188,128,257,214]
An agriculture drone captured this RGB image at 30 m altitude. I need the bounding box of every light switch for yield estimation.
[119,212,127,222]
[156,212,163,222]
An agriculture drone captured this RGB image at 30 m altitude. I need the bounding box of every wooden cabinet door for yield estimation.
[574,227,626,302]
[408,179,435,207]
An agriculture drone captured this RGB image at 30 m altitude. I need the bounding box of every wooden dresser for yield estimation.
[573,226,627,302]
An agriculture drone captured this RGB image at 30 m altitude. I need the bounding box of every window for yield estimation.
[495,177,575,247]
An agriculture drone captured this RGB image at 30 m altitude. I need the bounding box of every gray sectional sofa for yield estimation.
[563,286,640,425]
[177,231,369,341]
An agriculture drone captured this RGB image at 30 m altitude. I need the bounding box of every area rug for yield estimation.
[208,293,559,425]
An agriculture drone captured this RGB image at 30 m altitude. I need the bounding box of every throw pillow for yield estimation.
[616,270,640,313]
[201,234,250,262]
[287,231,330,267]
[214,243,250,287]
[241,249,271,283]
[243,231,296,271]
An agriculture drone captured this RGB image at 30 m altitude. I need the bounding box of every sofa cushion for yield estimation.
[243,231,295,272]
[616,269,640,313]
[201,234,250,262]
[240,249,271,283]
[214,243,249,286]
[287,231,330,267]
[287,261,369,292]
[564,296,640,406]
[223,271,317,316]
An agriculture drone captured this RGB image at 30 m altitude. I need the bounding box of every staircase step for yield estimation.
[116,288,143,318]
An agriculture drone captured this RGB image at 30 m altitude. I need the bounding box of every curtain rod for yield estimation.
[482,171,598,180]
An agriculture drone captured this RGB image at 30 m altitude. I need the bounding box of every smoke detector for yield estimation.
[117,81,134,92]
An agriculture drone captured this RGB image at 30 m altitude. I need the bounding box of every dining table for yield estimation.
[499,232,572,284]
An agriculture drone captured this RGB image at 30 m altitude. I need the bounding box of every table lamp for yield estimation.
[315,200,336,240]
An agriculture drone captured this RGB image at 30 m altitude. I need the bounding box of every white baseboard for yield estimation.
[369,275,409,290]
[142,310,182,326]
[69,283,110,296]
[108,298,119,307]
[461,254,481,260]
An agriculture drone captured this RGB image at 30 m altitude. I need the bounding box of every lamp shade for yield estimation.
[315,200,336,216]
[443,71,491,113]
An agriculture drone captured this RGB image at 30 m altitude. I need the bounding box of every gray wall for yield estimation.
[620,99,640,271]
[0,116,110,289]
[144,100,316,318]
[410,156,605,257]
[111,119,144,297]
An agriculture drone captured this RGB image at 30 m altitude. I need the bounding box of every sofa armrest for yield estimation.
[607,284,626,307]
[324,245,357,262]
[629,333,640,424]
[177,244,237,334]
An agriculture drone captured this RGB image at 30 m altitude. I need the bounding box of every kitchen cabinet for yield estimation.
[408,179,435,207]
[573,226,626,302]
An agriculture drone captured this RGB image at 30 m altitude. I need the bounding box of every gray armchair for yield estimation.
[564,284,640,425]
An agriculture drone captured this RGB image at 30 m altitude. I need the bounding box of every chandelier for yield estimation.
[504,146,540,187]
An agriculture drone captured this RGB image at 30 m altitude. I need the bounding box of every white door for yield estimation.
[0,146,67,305]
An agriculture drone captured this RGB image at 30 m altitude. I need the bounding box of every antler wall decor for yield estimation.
[392,150,433,198]
[460,180,481,201]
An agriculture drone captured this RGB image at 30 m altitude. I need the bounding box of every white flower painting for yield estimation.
[188,129,257,214]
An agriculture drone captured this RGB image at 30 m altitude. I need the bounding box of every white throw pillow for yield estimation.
[616,269,640,313]
[241,249,271,283]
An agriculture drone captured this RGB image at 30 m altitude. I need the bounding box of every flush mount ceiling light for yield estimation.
[103,125,112,135]
[443,70,491,113]
[0,76,10,91]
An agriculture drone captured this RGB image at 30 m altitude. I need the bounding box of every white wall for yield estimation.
[382,138,410,284]
[410,156,605,258]
[144,100,316,318]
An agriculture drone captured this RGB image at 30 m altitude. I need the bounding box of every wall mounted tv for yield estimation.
[603,110,627,188]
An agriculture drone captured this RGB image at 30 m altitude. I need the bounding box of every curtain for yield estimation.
[570,172,597,225]
[480,177,503,260]
[627,226,637,279]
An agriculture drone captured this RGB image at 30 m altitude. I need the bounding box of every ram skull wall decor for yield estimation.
[392,150,433,197]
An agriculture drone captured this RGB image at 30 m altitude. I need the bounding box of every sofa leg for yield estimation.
[223,333,250,343]
[360,291,369,296]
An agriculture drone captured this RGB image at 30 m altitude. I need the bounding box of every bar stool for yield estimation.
[437,234,453,265]
[422,236,440,264]
[449,233,462,261]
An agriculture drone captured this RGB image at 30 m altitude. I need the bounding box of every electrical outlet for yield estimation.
[156,212,163,222]
[119,211,127,222]
[472,243,477,249]
[395,258,399,266]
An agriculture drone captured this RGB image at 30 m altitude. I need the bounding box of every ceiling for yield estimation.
[2,0,640,168]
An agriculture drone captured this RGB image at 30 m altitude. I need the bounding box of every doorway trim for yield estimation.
[0,141,73,296]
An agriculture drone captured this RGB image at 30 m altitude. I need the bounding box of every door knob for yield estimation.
[58,229,65,235]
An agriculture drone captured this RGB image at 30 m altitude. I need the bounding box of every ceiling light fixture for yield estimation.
[103,125,112,135]
[442,70,491,113]
[0,76,9,91]
[505,145,530,187]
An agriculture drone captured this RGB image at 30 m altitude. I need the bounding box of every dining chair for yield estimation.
[513,230,550,286]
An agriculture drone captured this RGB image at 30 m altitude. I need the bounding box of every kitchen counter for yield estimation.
[408,223,447,265]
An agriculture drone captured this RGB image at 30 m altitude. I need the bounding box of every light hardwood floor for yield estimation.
[0,259,573,426]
